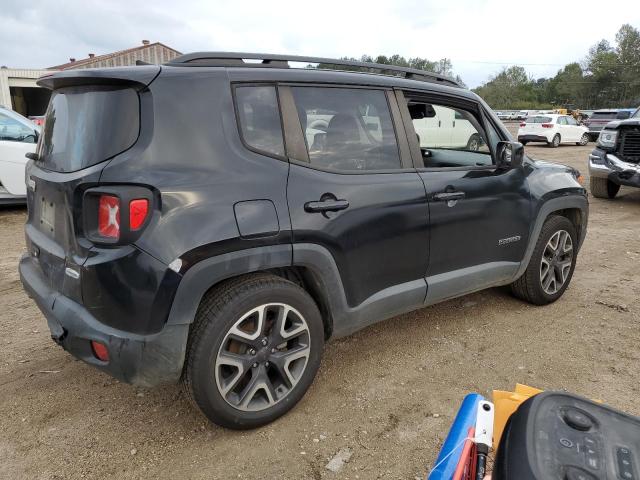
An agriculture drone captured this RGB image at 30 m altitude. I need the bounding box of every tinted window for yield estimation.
[591,112,617,120]
[525,116,552,123]
[38,86,139,172]
[0,111,37,143]
[291,87,400,171]
[235,86,284,158]
[616,111,631,119]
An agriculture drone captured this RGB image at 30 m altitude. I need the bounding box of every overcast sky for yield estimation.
[2,0,639,88]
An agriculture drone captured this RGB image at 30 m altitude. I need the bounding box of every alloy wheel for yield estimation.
[539,230,574,295]
[215,303,311,412]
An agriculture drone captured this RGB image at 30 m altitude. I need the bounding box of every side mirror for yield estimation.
[496,141,524,169]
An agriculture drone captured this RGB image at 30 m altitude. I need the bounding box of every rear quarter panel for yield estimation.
[98,67,292,266]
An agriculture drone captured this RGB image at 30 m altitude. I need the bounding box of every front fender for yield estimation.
[513,194,588,281]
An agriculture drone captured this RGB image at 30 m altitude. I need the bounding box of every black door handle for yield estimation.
[304,199,350,213]
[433,191,465,202]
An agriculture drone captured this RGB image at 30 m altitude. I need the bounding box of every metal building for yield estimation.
[0,41,181,117]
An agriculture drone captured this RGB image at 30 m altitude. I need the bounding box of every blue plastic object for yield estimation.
[428,393,485,480]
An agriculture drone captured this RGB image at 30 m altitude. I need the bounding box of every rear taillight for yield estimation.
[519,122,526,127]
[129,199,149,230]
[98,195,120,239]
[84,186,153,245]
[541,123,553,128]
[91,340,109,362]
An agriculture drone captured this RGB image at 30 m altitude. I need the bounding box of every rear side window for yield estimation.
[291,87,400,171]
[616,111,631,119]
[38,86,139,172]
[235,86,284,158]
[525,116,552,123]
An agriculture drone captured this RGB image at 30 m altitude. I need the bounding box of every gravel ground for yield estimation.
[1,126,639,479]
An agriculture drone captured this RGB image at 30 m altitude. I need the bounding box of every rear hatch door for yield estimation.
[25,67,159,290]
[521,115,553,135]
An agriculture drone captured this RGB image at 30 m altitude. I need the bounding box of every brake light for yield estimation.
[90,340,109,362]
[541,123,553,128]
[520,122,526,127]
[98,195,120,239]
[129,199,149,230]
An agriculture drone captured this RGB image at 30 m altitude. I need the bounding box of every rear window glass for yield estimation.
[234,85,284,158]
[37,86,139,172]
[525,116,552,123]
[591,112,617,120]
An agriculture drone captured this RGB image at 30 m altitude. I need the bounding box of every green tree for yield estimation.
[615,24,640,106]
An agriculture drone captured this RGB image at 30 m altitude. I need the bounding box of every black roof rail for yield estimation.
[166,52,461,88]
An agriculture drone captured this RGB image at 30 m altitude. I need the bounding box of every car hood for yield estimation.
[601,118,640,130]
[527,158,580,177]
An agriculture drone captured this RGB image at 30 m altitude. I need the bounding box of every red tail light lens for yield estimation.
[541,123,553,128]
[519,122,526,127]
[90,340,109,362]
[98,195,120,239]
[129,199,149,230]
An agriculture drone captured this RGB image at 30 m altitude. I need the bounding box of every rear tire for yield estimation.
[183,273,324,429]
[590,176,620,199]
[577,133,589,146]
[510,216,577,305]
[548,134,560,148]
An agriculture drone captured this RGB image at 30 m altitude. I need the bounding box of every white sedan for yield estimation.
[517,114,589,148]
[0,107,40,205]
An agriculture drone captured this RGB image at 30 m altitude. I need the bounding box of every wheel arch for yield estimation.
[166,244,337,340]
[513,195,588,281]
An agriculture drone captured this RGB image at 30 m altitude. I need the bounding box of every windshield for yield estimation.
[0,109,40,143]
[633,108,640,119]
[591,112,617,120]
[37,85,140,172]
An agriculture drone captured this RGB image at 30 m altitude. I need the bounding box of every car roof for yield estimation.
[165,65,481,101]
[168,51,462,87]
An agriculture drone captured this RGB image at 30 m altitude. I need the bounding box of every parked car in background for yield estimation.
[411,104,485,151]
[1,107,39,204]
[584,109,635,141]
[516,111,530,120]
[518,114,590,147]
[588,106,640,198]
[29,115,46,127]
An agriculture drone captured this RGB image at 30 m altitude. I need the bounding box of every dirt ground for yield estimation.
[1,125,639,480]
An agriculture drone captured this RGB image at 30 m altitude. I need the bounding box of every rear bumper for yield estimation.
[518,134,551,143]
[588,149,640,188]
[19,253,189,387]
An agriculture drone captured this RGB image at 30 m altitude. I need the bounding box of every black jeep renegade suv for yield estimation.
[19,53,588,429]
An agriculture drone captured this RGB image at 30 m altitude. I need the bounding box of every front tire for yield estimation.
[510,216,577,305]
[590,176,620,199]
[548,134,560,148]
[466,133,482,151]
[183,274,324,429]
